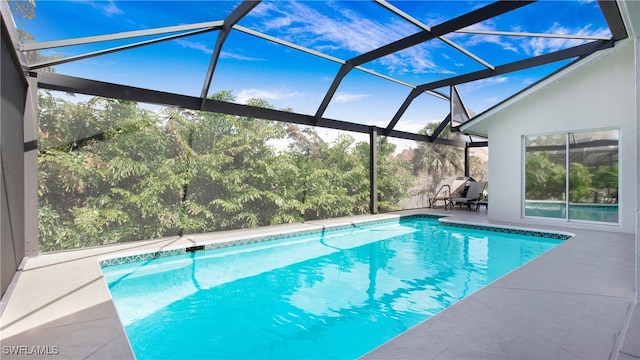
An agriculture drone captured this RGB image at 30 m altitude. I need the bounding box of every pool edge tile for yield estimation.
[438,218,574,240]
[99,214,444,268]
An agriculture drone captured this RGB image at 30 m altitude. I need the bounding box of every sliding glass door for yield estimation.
[524,129,618,223]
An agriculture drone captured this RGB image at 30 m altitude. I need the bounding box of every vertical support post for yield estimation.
[369,127,378,214]
[464,144,470,178]
[24,75,39,257]
[565,133,570,221]
[634,33,640,304]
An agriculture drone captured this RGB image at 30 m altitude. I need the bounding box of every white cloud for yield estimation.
[100,0,123,17]
[334,92,368,103]
[453,21,610,58]
[236,88,302,104]
[458,76,509,93]
[522,23,610,56]
[268,2,392,53]
[481,96,500,104]
[379,45,441,74]
[248,1,441,76]
[174,39,213,55]
[452,22,519,53]
[174,40,265,61]
[76,0,123,17]
[220,52,264,62]
[521,77,538,86]
[465,34,519,53]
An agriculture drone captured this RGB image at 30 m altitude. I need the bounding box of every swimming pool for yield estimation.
[101,216,567,359]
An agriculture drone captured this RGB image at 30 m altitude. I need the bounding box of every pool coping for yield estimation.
[0,209,636,360]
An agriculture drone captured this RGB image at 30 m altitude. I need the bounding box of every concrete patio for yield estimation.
[0,208,638,359]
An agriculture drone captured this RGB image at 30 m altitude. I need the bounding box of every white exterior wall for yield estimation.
[629,1,640,304]
[486,39,636,234]
[635,30,639,304]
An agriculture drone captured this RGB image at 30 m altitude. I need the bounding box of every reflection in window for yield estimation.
[524,130,618,223]
[524,134,567,219]
[568,130,619,222]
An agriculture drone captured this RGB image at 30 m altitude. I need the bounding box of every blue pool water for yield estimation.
[102,217,564,359]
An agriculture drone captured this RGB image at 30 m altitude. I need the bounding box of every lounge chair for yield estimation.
[450,181,486,211]
[429,177,470,208]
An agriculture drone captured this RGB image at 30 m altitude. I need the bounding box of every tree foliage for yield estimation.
[374,136,414,212]
[8,0,36,22]
[37,91,426,251]
[568,163,592,203]
[412,123,463,179]
[39,94,180,250]
[404,122,469,206]
[525,151,566,200]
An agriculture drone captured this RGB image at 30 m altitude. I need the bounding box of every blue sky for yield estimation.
[13,0,612,137]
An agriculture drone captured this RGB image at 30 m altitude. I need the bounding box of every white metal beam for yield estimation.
[21,21,224,51]
[29,28,216,70]
[454,28,611,40]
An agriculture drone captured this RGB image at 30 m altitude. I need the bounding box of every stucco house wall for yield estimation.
[467,39,636,234]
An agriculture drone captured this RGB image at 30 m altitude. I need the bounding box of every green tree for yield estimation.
[284,126,369,220]
[525,151,566,200]
[370,136,413,212]
[410,122,465,203]
[568,163,592,203]
[412,123,463,178]
[591,165,618,203]
[37,90,422,252]
[38,94,178,251]
[468,150,488,182]
[163,91,288,232]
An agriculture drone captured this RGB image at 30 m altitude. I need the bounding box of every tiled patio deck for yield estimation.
[0,208,637,359]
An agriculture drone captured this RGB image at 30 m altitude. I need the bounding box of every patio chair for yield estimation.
[450,181,486,211]
[429,177,470,209]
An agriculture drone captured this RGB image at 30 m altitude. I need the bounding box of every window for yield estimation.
[524,130,618,223]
